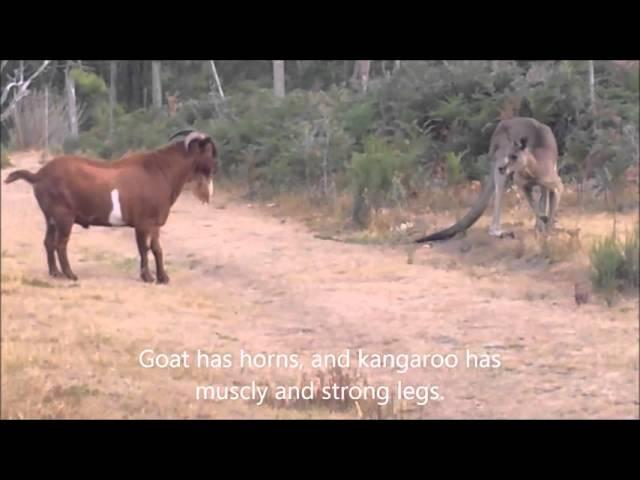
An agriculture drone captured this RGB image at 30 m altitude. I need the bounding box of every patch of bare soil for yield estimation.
[1,151,638,419]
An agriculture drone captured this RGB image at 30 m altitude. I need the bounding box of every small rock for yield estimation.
[460,242,472,253]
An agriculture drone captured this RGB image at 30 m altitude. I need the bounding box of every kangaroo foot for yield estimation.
[489,227,515,239]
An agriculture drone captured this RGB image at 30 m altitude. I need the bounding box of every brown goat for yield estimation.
[4,130,218,284]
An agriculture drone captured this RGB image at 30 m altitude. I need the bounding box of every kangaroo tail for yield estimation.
[415,173,495,243]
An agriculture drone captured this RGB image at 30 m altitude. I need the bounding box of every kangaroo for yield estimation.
[415,117,563,243]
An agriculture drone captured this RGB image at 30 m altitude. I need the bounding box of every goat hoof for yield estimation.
[156,273,170,284]
[140,271,155,283]
[65,273,78,281]
[49,270,64,278]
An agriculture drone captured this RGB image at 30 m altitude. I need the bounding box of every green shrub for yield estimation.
[62,136,80,155]
[589,235,623,292]
[589,225,639,295]
[621,225,640,289]
[70,68,108,97]
[444,150,466,186]
[71,68,109,131]
[349,135,421,218]
[53,60,638,218]
[338,98,376,144]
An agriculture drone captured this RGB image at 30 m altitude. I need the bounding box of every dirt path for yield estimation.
[2,151,638,419]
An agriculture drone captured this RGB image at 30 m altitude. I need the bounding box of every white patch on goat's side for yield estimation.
[108,189,126,226]
[208,178,214,199]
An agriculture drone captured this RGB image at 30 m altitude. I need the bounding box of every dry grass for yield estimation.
[21,277,55,288]
[259,181,531,247]
[258,366,409,419]
[562,181,640,213]
[2,153,638,419]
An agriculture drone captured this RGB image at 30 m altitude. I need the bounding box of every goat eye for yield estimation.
[509,154,517,161]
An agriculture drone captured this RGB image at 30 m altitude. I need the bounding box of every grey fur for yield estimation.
[416,117,563,243]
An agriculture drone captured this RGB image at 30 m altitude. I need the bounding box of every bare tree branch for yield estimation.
[210,61,225,99]
[1,60,51,122]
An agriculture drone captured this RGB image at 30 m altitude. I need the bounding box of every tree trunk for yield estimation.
[65,62,78,138]
[273,61,285,98]
[323,122,331,197]
[352,61,371,93]
[44,86,49,154]
[209,60,224,99]
[151,61,162,109]
[588,60,596,115]
[109,61,117,142]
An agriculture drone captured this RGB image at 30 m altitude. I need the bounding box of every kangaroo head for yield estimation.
[497,137,532,175]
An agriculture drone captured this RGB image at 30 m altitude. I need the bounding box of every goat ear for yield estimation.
[200,139,217,157]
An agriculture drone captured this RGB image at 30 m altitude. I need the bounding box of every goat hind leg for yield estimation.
[44,220,63,278]
[135,228,154,283]
[54,218,78,281]
[150,228,169,284]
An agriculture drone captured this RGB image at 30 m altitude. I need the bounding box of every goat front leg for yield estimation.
[150,227,169,284]
[135,228,154,283]
[55,216,78,281]
[43,218,63,278]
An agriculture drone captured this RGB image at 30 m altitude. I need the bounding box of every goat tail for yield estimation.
[4,169,40,185]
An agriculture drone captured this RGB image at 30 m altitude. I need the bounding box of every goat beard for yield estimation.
[192,174,214,204]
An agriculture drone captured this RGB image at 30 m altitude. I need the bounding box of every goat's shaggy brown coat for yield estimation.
[4,130,218,284]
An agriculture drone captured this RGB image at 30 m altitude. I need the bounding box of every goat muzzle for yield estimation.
[192,174,214,204]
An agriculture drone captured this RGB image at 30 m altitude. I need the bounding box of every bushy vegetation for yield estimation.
[589,225,639,296]
[18,60,636,226]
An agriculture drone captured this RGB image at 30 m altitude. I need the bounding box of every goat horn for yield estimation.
[169,129,195,141]
[184,131,208,151]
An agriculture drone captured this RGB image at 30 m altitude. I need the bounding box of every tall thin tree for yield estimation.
[109,61,117,142]
[273,61,285,98]
[65,61,79,138]
[44,86,49,157]
[151,61,162,109]
[210,61,225,99]
[351,61,371,93]
[588,60,596,115]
